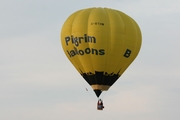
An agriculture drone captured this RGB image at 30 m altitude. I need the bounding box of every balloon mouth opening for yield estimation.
[94,90,102,97]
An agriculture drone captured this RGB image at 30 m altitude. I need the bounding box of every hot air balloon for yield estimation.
[60,7,142,99]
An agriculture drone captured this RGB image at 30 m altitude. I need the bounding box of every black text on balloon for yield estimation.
[124,49,132,58]
[67,47,105,57]
[65,34,96,46]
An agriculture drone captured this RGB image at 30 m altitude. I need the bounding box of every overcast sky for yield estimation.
[0,0,180,120]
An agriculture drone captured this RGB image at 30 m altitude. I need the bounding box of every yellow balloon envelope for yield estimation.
[61,7,142,97]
